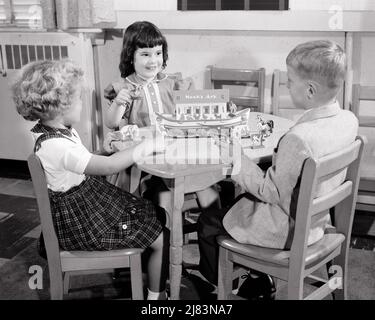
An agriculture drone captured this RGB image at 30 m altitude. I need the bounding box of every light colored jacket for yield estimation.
[223,101,358,249]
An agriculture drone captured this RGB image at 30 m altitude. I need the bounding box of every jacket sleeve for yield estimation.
[231,133,312,205]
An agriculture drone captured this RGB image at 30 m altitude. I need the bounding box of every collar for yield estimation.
[31,122,73,137]
[294,100,341,126]
[125,72,168,87]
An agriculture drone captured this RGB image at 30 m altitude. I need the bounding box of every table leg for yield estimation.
[169,176,185,300]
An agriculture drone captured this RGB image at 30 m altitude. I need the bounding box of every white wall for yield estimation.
[289,0,375,10]
[353,33,375,119]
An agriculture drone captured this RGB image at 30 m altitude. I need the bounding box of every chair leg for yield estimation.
[49,270,64,300]
[218,247,233,300]
[63,272,70,295]
[183,233,190,245]
[183,211,191,245]
[130,254,144,300]
[331,253,347,300]
[287,275,304,300]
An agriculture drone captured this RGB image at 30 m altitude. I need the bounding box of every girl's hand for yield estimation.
[143,135,166,155]
[114,88,133,109]
[175,77,194,91]
[103,131,126,153]
[103,132,117,153]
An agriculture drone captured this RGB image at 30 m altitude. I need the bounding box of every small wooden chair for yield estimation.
[28,154,145,300]
[271,69,305,121]
[351,84,375,213]
[207,65,265,112]
[217,136,365,300]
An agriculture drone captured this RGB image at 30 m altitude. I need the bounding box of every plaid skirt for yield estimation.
[48,175,163,251]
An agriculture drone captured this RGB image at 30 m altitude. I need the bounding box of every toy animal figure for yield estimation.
[256,115,274,137]
[248,133,264,149]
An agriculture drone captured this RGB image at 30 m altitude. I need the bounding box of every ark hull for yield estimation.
[156,109,250,138]
[156,109,250,129]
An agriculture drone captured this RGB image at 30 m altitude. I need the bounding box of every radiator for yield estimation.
[0,31,97,160]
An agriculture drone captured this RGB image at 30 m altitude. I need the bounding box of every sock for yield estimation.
[147,288,167,300]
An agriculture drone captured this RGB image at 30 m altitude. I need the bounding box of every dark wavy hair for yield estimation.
[119,21,168,78]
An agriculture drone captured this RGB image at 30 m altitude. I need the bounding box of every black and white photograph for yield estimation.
[0,0,374,308]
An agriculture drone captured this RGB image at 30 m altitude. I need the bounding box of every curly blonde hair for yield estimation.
[12,59,84,121]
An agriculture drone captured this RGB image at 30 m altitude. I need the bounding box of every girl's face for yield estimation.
[133,45,163,81]
[62,86,83,126]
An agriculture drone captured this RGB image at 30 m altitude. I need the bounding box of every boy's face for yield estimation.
[286,66,311,110]
[133,45,163,81]
[63,87,82,126]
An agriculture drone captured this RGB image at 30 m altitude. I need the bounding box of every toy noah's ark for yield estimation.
[155,89,250,139]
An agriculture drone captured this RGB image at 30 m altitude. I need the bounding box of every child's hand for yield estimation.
[175,77,194,91]
[120,125,139,140]
[135,135,166,161]
[114,88,134,109]
[103,132,116,153]
[103,131,124,153]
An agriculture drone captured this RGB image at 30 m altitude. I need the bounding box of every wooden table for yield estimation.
[113,112,294,300]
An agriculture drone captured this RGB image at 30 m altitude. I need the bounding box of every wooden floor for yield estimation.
[0,177,374,300]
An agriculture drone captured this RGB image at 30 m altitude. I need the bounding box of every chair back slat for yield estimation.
[211,67,264,82]
[27,154,62,265]
[231,97,260,108]
[315,139,361,179]
[207,65,265,112]
[358,86,375,100]
[351,84,375,127]
[311,181,352,216]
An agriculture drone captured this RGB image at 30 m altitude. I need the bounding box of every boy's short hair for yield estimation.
[286,40,346,90]
[12,59,84,122]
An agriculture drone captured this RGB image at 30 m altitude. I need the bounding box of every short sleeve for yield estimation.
[63,143,92,174]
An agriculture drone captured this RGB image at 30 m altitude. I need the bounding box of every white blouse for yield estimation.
[33,128,92,192]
